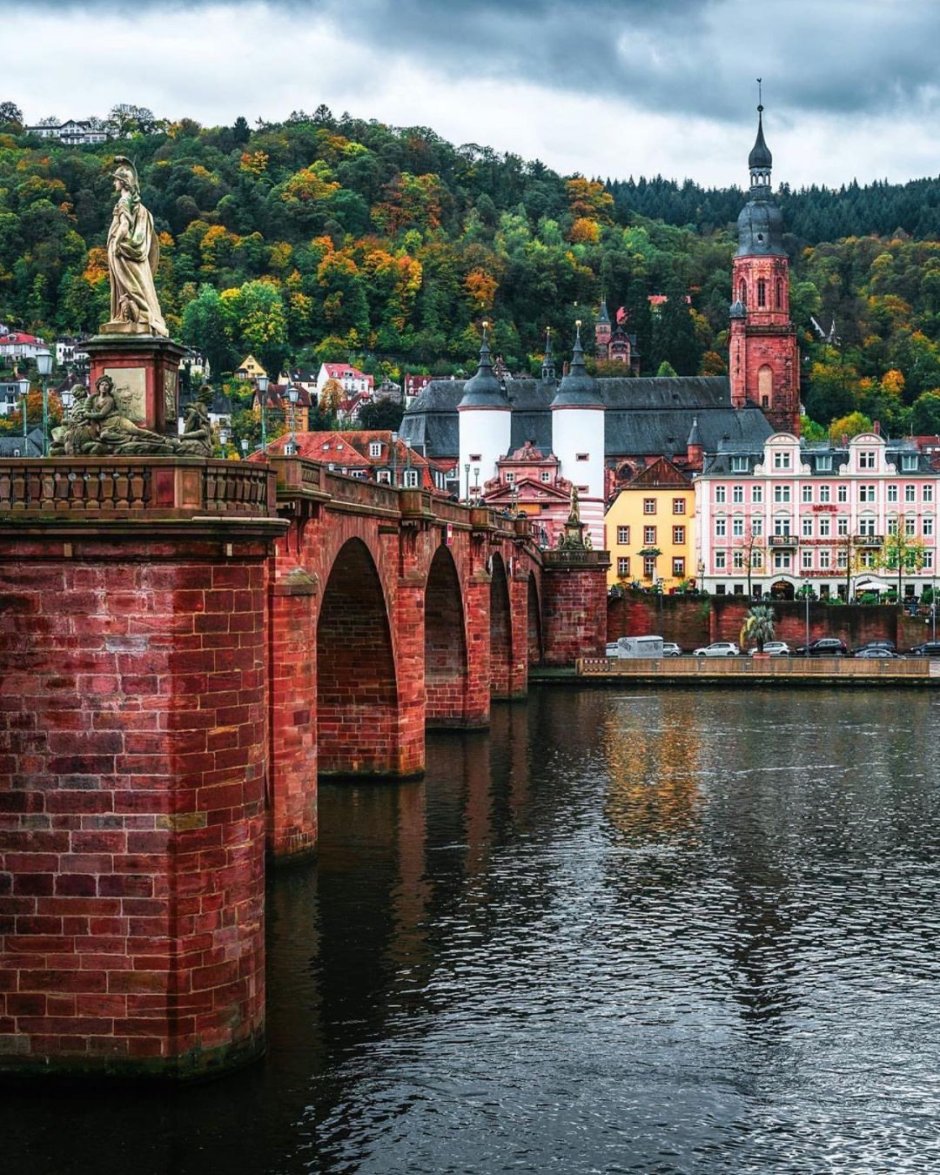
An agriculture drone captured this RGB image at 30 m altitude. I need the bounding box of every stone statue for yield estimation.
[177,385,214,457]
[104,156,168,337]
[53,374,179,456]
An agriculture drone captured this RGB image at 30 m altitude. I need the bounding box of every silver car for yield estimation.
[693,641,740,657]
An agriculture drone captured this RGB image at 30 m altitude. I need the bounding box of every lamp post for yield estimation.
[286,384,298,455]
[697,559,705,594]
[17,378,29,448]
[36,349,53,457]
[256,375,269,452]
[241,438,249,460]
[464,462,470,504]
[803,578,812,654]
[219,426,230,459]
[510,484,519,518]
[391,430,398,487]
[472,465,480,503]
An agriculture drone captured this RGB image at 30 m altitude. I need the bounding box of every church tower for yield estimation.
[457,324,512,495]
[729,92,800,435]
[551,323,606,548]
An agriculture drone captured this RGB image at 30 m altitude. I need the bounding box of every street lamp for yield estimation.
[256,374,269,452]
[286,384,298,455]
[472,465,480,502]
[390,430,398,486]
[17,378,29,449]
[36,349,53,457]
[241,438,249,460]
[697,560,705,593]
[464,462,470,503]
[802,578,812,654]
[219,426,230,458]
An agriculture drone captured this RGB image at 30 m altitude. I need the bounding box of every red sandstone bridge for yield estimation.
[0,456,607,1079]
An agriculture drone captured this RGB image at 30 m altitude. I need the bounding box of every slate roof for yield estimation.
[400,374,773,461]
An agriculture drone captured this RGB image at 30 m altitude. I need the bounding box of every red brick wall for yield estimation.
[541,563,609,665]
[489,558,512,699]
[0,544,268,1078]
[425,549,468,726]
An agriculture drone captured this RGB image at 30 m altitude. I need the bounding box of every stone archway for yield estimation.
[489,553,513,698]
[770,578,795,600]
[425,545,469,727]
[317,537,398,776]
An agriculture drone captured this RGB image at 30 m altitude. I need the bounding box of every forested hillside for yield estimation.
[2,102,940,435]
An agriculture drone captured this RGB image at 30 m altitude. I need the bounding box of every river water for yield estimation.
[6,687,940,1174]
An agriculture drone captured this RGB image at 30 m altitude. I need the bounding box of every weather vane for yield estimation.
[757,77,763,111]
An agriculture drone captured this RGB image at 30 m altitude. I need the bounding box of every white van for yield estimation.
[605,635,665,659]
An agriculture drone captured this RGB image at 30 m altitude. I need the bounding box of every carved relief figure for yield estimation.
[106,156,168,337]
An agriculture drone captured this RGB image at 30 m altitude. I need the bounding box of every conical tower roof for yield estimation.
[458,326,508,408]
[552,324,603,407]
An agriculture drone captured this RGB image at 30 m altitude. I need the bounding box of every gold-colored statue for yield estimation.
[105,156,168,337]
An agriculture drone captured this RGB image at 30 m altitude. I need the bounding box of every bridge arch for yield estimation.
[527,571,543,664]
[489,553,513,698]
[425,544,468,726]
[317,537,398,776]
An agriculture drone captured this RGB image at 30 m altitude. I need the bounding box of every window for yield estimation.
[752,486,763,504]
[673,525,685,544]
[404,469,419,488]
[715,486,726,504]
[773,450,791,470]
[924,517,934,537]
[377,470,391,484]
[860,551,875,568]
[926,551,935,570]
[859,517,876,536]
[504,472,514,484]
[643,498,656,514]
[732,485,744,504]
[802,485,813,502]
[715,518,726,538]
[739,280,747,305]
[776,279,783,309]
[819,485,831,502]
[924,485,934,503]
[774,518,791,536]
[617,557,630,577]
[819,518,830,537]
[733,550,745,569]
[802,549,813,569]
[751,517,763,536]
[887,485,898,503]
[820,550,831,569]
[905,484,916,503]
[837,550,848,569]
[802,518,813,538]
[905,516,916,537]
[672,498,686,515]
[540,470,551,483]
[858,484,876,503]
[643,556,656,579]
[672,557,685,578]
[817,456,832,472]
[732,517,744,538]
[774,485,791,503]
[901,454,917,472]
[773,552,792,571]
[715,551,726,570]
[469,453,481,462]
[752,551,763,568]
[837,516,848,536]
[731,456,748,473]
[369,441,382,457]
[617,525,630,545]
[838,485,848,503]
[643,526,657,545]
[859,450,876,469]
[888,517,899,536]
[757,277,767,307]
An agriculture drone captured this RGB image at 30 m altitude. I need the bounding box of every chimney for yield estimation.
[873,420,881,435]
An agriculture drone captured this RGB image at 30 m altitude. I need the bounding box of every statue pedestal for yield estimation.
[84,332,188,434]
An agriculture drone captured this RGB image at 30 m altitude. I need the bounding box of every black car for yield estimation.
[908,640,940,657]
[795,637,848,656]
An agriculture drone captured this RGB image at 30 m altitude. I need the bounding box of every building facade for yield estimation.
[606,456,695,592]
[695,432,939,600]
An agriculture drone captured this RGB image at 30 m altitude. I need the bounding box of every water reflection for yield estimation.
[4,689,940,1174]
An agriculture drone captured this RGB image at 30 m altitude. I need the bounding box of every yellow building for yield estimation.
[235,354,267,382]
[605,457,695,592]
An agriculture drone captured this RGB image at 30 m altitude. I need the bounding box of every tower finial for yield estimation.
[757,77,763,112]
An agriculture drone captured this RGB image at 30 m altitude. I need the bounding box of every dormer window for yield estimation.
[730,456,748,473]
[858,450,876,469]
[369,441,381,457]
[772,450,791,470]
[901,454,917,472]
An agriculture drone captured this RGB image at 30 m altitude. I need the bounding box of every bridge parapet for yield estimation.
[0,457,275,519]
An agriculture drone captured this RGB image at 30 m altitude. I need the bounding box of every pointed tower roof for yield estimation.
[736,85,786,258]
[458,324,508,408]
[552,322,603,407]
[597,297,611,324]
[748,106,773,171]
[541,326,556,382]
[687,417,702,448]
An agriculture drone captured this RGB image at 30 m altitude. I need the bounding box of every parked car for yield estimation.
[795,637,848,656]
[661,642,683,657]
[852,639,896,656]
[693,641,740,657]
[854,646,901,659]
[908,640,940,657]
[749,641,791,656]
[605,635,665,658]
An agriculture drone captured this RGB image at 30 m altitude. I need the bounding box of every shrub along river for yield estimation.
[6,686,940,1174]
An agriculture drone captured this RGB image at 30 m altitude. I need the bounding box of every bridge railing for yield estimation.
[0,458,275,518]
[578,656,938,680]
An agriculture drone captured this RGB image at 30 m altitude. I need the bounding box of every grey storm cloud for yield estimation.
[7,0,940,127]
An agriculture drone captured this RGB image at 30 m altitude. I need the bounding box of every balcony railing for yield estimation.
[853,533,884,546]
[768,533,798,547]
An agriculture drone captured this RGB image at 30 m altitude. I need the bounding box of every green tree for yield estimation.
[740,604,776,653]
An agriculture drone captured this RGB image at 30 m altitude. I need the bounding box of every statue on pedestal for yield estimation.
[104,156,168,338]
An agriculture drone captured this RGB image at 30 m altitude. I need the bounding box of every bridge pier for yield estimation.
[0,460,282,1079]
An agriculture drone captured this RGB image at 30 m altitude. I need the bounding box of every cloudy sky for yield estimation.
[4,0,940,190]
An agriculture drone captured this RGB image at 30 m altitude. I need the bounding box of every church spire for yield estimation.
[541,326,555,381]
[748,79,773,192]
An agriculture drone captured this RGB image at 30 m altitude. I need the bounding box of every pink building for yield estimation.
[695,432,939,600]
